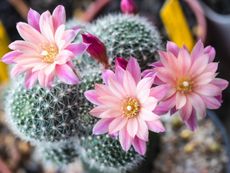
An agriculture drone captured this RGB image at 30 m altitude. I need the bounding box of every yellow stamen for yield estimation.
[41,44,58,63]
[122,97,140,119]
[177,78,193,94]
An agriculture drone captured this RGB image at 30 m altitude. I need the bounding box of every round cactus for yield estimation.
[90,14,162,68]
[37,141,78,165]
[4,67,101,143]
[78,135,143,173]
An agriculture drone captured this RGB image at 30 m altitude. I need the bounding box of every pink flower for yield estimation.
[120,0,137,14]
[85,57,165,155]
[2,5,88,89]
[81,33,109,68]
[146,40,228,130]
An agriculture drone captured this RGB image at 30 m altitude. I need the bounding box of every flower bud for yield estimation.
[120,0,137,14]
[82,33,109,68]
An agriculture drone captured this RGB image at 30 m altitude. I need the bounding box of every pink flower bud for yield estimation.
[82,33,109,68]
[115,57,128,69]
[120,0,137,14]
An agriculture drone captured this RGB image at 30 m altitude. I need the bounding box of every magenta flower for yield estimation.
[2,5,88,89]
[120,0,137,14]
[84,57,165,155]
[146,40,228,130]
[82,33,109,68]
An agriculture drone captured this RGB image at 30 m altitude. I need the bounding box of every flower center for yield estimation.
[177,79,192,94]
[122,97,140,119]
[41,44,58,63]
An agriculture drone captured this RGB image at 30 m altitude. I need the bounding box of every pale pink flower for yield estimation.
[2,5,88,89]
[145,40,228,130]
[120,0,137,14]
[85,57,165,155]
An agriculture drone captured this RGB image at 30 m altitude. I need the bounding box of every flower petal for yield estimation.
[177,48,191,75]
[62,29,77,47]
[132,137,147,155]
[201,96,221,109]
[84,90,100,105]
[147,120,165,133]
[154,95,176,115]
[185,109,198,131]
[180,99,192,121]
[137,117,148,141]
[108,117,128,134]
[127,118,138,138]
[123,71,136,96]
[27,8,40,31]
[108,78,125,99]
[211,78,229,90]
[189,93,206,118]
[39,11,54,42]
[126,57,141,84]
[189,54,209,77]
[102,70,115,85]
[93,119,113,135]
[196,84,221,97]
[25,71,38,89]
[66,42,89,57]
[119,127,132,152]
[204,45,216,62]
[89,106,108,117]
[191,40,204,62]
[9,40,39,54]
[52,5,66,30]
[166,41,179,56]
[56,64,79,85]
[139,108,159,121]
[1,51,21,64]
[150,85,170,100]
[176,92,187,109]
[16,22,46,44]
[11,65,27,77]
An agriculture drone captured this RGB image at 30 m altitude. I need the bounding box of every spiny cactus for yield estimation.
[5,67,101,143]
[90,14,162,68]
[37,140,78,165]
[78,135,143,173]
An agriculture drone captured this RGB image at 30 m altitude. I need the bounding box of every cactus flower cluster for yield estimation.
[1,1,228,173]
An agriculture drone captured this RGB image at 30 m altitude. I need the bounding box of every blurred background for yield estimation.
[0,0,230,172]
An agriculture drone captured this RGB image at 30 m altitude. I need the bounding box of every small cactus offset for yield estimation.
[78,135,143,173]
[90,14,162,68]
[37,140,79,165]
[5,67,101,143]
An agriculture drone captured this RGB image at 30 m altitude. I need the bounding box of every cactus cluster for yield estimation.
[5,13,163,172]
[90,14,162,68]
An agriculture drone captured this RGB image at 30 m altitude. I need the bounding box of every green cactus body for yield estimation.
[90,14,162,68]
[38,140,78,165]
[79,135,143,173]
[5,67,101,142]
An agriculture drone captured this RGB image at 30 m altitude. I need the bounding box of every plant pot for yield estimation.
[207,110,230,173]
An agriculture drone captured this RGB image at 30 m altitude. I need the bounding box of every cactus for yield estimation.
[37,140,78,165]
[78,134,143,173]
[4,66,101,143]
[78,132,160,173]
[90,14,162,68]
[4,12,163,172]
